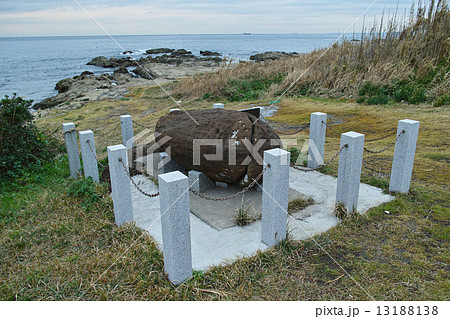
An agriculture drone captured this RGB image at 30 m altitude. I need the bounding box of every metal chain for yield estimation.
[132,119,154,129]
[363,130,405,154]
[291,144,348,172]
[189,165,270,201]
[273,124,309,136]
[94,123,121,137]
[323,121,342,136]
[86,140,107,168]
[119,159,160,198]
[365,129,397,142]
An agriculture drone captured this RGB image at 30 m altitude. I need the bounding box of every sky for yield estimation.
[0,0,416,37]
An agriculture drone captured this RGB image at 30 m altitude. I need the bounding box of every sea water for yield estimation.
[0,34,341,104]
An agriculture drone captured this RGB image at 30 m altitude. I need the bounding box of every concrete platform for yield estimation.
[131,168,394,270]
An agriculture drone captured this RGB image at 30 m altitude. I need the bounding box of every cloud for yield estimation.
[0,0,415,37]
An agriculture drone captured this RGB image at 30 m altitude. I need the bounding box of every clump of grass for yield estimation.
[334,202,348,220]
[288,197,314,214]
[235,203,254,227]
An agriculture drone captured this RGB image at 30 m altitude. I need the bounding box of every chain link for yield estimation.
[86,140,107,168]
[363,130,405,154]
[323,121,342,136]
[189,165,269,201]
[273,124,309,136]
[94,123,121,137]
[119,159,160,198]
[365,129,397,142]
[291,144,348,172]
[132,119,154,129]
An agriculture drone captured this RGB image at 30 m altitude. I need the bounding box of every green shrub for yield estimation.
[66,177,101,210]
[433,94,450,107]
[0,95,61,182]
[287,147,300,165]
[224,74,283,102]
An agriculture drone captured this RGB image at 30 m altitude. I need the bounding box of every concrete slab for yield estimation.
[131,167,394,271]
[189,186,306,231]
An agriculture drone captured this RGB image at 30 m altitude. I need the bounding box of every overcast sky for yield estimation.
[0,0,416,37]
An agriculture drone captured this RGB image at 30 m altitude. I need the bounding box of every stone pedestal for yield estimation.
[389,119,420,193]
[335,132,365,213]
[63,123,81,178]
[188,170,215,193]
[79,130,99,182]
[308,112,327,169]
[120,115,134,148]
[261,148,290,247]
[158,171,192,285]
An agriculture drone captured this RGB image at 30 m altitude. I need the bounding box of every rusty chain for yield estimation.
[94,123,121,137]
[323,121,342,137]
[273,124,309,136]
[365,129,397,142]
[291,144,348,172]
[363,130,405,154]
[86,140,107,168]
[189,165,270,201]
[132,119,154,129]
[119,158,160,198]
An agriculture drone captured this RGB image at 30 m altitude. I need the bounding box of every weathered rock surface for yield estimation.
[146,48,175,54]
[249,51,299,62]
[152,109,282,185]
[200,50,221,56]
[34,71,148,109]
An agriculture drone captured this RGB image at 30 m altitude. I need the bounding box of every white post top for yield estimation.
[62,122,75,133]
[400,119,420,125]
[120,115,132,119]
[107,144,127,152]
[342,131,365,139]
[79,130,94,136]
[170,108,181,113]
[159,171,187,183]
[311,112,327,116]
[213,103,224,109]
[264,148,289,157]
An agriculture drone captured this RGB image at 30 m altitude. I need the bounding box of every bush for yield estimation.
[0,94,60,181]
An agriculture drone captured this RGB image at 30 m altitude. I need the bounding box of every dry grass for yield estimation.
[174,0,449,103]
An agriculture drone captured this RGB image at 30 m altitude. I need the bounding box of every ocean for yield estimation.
[0,34,341,105]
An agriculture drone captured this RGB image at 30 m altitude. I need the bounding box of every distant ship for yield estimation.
[243,33,251,35]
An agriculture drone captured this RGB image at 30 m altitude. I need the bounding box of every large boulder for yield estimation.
[152,109,282,185]
[87,56,116,67]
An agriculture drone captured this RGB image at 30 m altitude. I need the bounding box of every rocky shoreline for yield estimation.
[34,49,298,110]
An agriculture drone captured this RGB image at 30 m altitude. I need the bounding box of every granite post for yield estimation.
[188,170,215,193]
[308,112,327,169]
[261,148,290,247]
[63,122,81,178]
[158,171,192,285]
[107,145,133,226]
[79,130,99,182]
[120,115,134,148]
[335,132,365,213]
[213,103,224,109]
[389,119,420,193]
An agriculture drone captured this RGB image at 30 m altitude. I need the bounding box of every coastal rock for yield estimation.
[146,48,175,54]
[132,65,158,79]
[87,56,116,68]
[250,51,299,62]
[113,66,130,75]
[200,50,221,56]
[171,49,192,56]
[55,78,74,93]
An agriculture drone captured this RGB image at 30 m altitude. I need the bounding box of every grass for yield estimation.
[174,1,449,105]
[2,90,448,300]
[288,197,314,214]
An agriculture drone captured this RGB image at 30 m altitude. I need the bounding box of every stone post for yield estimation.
[261,148,290,247]
[158,171,192,285]
[170,108,181,113]
[120,115,134,148]
[79,130,99,183]
[107,145,133,226]
[188,170,215,193]
[389,119,420,193]
[308,112,327,169]
[63,122,81,178]
[213,103,224,109]
[335,132,365,213]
